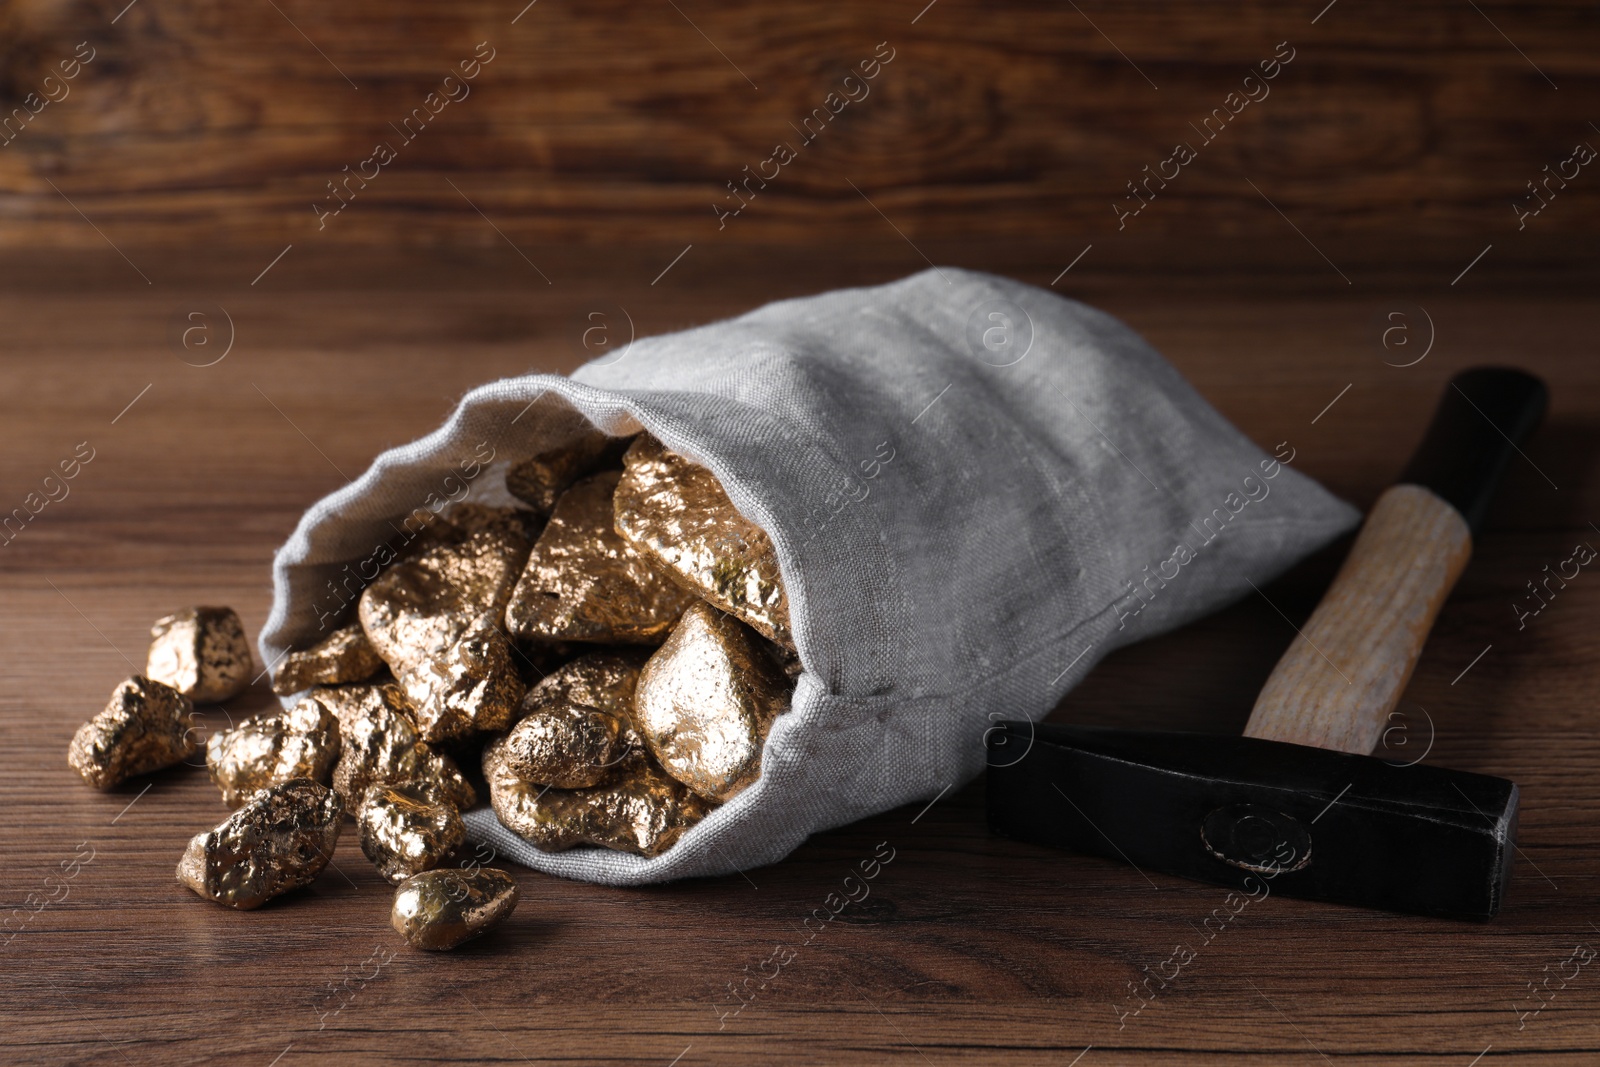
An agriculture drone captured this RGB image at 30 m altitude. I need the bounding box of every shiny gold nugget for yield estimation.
[485,735,710,857]
[176,777,343,910]
[614,434,792,648]
[68,676,197,790]
[499,704,632,789]
[392,867,519,951]
[512,650,651,784]
[634,601,790,802]
[206,696,341,808]
[522,649,648,722]
[321,683,475,813]
[359,781,465,885]
[399,623,524,742]
[359,507,531,740]
[271,623,385,695]
[505,427,628,516]
[506,471,694,645]
[147,606,254,703]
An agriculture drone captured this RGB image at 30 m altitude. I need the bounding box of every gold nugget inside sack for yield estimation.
[320,683,475,812]
[69,676,197,789]
[359,781,464,885]
[506,471,694,645]
[505,426,629,517]
[146,606,254,703]
[484,734,710,857]
[634,601,790,802]
[359,506,533,741]
[271,623,385,695]
[176,778,343,910]
[614,434,793,648]
[523,649,648,721]
[499,704,633,789]
[206,695,342,808]
[392,868,519,951]
[506,651,651,787]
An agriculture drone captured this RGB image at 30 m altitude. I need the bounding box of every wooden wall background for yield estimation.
[0,0,1596,254]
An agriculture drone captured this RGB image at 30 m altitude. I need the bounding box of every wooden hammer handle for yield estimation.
[1243,368,1547,756]
[1243,485,1469,753]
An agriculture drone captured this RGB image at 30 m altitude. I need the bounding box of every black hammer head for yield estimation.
[986,722,1518,920]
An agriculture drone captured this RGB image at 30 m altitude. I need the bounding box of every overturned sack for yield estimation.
[260,268,1358,886]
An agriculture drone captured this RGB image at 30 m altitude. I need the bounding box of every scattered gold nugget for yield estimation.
[614,434,792,647]
[271,623,385,695]
[322,683,476,813]
[146,606,254,703]
[359,780,465,885]
[484,735,710,857]
[506,471,694,645]
[505,428,628,516]
[176,777,344,910]
[391,867,519,951]
[359,508,531,741]
[68,676,197,790]
[206,696,341,808]
[634,602,789,802]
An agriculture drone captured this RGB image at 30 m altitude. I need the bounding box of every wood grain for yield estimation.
[0,0,1596,251]
[0,243,1597,1064]
[1245,484,1472,754]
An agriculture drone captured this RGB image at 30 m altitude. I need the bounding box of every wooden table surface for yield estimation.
[2,242,1596,1066]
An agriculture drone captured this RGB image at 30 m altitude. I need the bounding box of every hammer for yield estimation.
[987,367,1547,919]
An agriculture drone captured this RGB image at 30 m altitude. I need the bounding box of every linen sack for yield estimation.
[261,267,1360,885]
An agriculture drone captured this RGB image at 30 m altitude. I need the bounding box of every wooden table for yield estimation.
[3,242,1596,1065]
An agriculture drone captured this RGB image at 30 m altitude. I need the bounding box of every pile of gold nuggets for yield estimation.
[67,431,795,950]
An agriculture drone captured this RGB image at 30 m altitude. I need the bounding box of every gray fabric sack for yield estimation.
[260,267,1360,886]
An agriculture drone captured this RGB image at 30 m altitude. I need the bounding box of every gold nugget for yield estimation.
[506,471,694,645]
[176,777,343,910]
[391,867,519,951]
[522,649,648,722]
[505,427,628,516]
[322,683,476,813]
[498,704,632,789]
[634,602,789,802]
[614,434,792,648]
[359,507,531,741]
[400,623,524,742]
[484,735,710,857]
[511,650,651,784]
[359,781,465,885]
[146,606,254,703]
[206,696,342,808]
[68,676,197,790]
[271,623,385,695]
